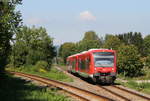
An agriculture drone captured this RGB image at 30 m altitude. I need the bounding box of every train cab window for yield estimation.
[93,52,114,67]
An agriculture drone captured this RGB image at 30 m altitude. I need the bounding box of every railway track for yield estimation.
[11,72,112,101]
[99,85,150,101]
[55,66,150,101]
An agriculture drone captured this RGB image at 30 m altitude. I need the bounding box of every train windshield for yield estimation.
[93,52,114,67]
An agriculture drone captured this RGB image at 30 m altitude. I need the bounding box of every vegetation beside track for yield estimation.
[6,66,73,82]
[115,68,150,95]
[117,68,150,80]
[0,73,70,101]
[116,79,150,95]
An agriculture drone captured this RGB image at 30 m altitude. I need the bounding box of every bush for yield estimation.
[35,61,49,71]
[145,55,150,68]
[117,45,143,77]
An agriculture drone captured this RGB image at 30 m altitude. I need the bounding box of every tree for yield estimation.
[117,45,143,77]
[117,32,143,54]
[103,35,123,50]
[0,0,22,72]
[58,31,102,64]
[77,40,101,52]
[83,31,101,42]
[76,31,102,52]
[59,42,76,63]
[11,26,55,69]
[143,35,150,56]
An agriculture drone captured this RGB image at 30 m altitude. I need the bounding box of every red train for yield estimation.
[67,49,117,84]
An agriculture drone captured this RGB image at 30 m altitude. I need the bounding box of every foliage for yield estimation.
[0,0,22,72]
[145,55,150,68]
[117,45,143,77]
[76,31,102,52]
[82,31,102,42]
[59,42,77,64]
[143,35,150,56]
[59,31,102,64]
[11,26,56,69]
[103,34,123,50]
[35,61,49,71]
[77,39,101,52]
[116,80,150,94]
[7,66,73,82]
[117,32,143,54]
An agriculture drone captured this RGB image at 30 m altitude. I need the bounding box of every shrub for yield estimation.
[117,45,143,77]
[35,61,49,71]
[145,55,150,68]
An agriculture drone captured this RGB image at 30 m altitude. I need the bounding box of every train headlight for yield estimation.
[112,68,114,72]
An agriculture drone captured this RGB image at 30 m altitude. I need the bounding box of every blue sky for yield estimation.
[17,0,150,45]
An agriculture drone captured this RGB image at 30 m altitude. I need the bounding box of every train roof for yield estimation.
[88,48,115,52]
[88,48,109,51]
[67,48,115,58]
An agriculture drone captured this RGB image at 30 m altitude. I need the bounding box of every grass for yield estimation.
[115,68,150,95]
[117,68,150,80]
[0,73,70,101]
[54,64,68,71]
[115,80,150,95]
[6,65,73,82]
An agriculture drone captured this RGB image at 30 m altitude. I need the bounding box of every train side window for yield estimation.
[88,58,90,66]
[81,60,86,69]
[72,60,76,69]
[78,59,81,69]
[66,60,69,66]
[85,58,90,69]
[69,61,72,67]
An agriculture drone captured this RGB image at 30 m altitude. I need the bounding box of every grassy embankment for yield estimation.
[0,73,71,101]
[7,65,73,82]
[116,68,150,95]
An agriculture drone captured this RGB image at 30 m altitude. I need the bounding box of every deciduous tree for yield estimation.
[0,0,22,72]
[103,35,122,50]
[11,26,55,70]
[117,45,143,77]
[59,42,76,63]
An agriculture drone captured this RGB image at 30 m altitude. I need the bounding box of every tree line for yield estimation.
[59,31,150,77]
[0,1,55,72]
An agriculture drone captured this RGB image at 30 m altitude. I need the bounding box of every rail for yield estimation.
[11,71,112,101]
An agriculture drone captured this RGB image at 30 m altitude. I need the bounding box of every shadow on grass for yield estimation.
[0,73,48,101]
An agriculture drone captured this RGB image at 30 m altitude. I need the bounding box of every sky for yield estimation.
[17,0,150,45]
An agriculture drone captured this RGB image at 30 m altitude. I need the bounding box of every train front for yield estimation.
[92,50,117,84]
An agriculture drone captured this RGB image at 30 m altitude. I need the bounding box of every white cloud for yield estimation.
[25,17,46,25]
[79,11,96,21]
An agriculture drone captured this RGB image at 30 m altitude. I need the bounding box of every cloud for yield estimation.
[25,17,46,25]
[79,11,96,21]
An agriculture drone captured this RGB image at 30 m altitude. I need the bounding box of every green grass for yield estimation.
[6,65,73,82]
[115,80,150,95]
[117,68,150,80]
[54,64,67,71]
[0,73,70,101]
[116,68,150,95]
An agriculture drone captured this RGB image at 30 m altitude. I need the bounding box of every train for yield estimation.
[66,49,117,84]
